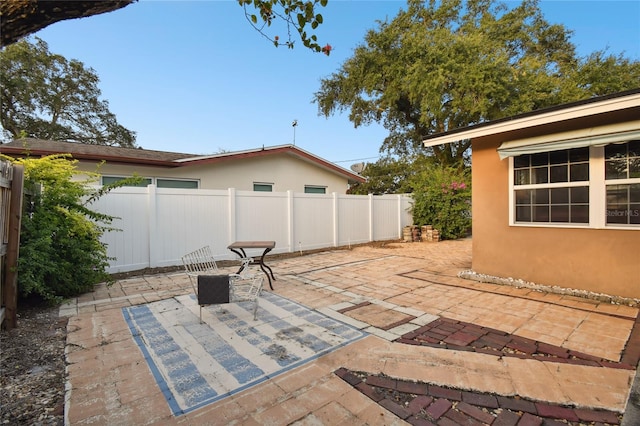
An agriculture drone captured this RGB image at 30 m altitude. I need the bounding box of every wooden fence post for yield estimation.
[3,165,24,330]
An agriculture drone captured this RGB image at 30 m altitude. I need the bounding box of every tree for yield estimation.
[0,37,137,147]
[314,0,640,166]
[410,165,471,239]
[1,0,330,53]
[0,154,135,303]
[1,0,134,47]
[239,0,331,55]
[348,156,424,195]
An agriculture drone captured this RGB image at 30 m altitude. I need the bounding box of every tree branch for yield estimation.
[1,0,136,47]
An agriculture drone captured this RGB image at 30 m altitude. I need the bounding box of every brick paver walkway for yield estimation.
[61,238,639,425]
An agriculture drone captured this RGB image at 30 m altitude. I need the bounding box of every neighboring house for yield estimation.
[423,89,640,299]
[0,139,365,194]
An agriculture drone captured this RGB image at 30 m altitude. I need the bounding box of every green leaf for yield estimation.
[297,13,305,28]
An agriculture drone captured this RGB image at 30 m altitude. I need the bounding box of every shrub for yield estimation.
[410,166,471,240]
[2,154,121,304]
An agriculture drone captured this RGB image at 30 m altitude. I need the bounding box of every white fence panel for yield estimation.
[235,190,290,257]
[292,193,335,251]
[153,188,231,266]
[93,186,413,273]
[337,194,371,246]
[90,186,151,272]
[373,195,403,241]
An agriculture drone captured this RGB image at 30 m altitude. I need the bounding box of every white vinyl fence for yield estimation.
[90,186,414,273]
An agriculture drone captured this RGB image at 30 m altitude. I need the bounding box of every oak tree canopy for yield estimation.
[314,0,640,166]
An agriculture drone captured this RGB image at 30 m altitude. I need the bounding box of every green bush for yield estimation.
[410,166,471,240]
[2,154,118,304]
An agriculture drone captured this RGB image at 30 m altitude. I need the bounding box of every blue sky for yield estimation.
[34,0,640,167]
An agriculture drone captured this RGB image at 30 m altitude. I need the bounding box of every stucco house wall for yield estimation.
[74,153,351,193]
[1,140,363,194]
[423,89,640,300]
[472,137,640,299]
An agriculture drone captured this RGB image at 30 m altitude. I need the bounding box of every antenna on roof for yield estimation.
[292,119,298,145]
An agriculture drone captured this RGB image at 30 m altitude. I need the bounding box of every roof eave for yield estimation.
[422,90,640,147]
[176,145,366,183]
[0,146,180,167]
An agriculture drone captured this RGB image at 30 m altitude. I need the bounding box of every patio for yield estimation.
[60,238,639,425]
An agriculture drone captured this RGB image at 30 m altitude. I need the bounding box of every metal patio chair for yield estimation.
[181,246,263,322]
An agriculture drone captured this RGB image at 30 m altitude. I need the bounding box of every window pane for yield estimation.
[570,163,589,181]
[630,158,640,178]
[550,165,568,183]
[515,189,531,204]
[102,176,151,187]
[631,204,640,224]
[607,185,627,204]
[157,179,198,189]
[569,147,589,163]
[550,205,569,222]
[531,152,548,167]
[515,206,531,222]
[532,167,548,184]
[533,188,549,204]
[533,206,549,222]
[605,143,627,159]
[628,140,640,157]
[514,169,530,185]
[304,186,326,194]
[549,150,568,165]
[513,155,529,168]
[607,205,628,224]
[551,187,569,204]
[605,159,627,180]
[570,205,589,223]
[631,184,640,202]
[253,183,273,192]
[571,186,589,204]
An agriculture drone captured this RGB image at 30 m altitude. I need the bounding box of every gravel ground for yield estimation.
[1,303,67,425]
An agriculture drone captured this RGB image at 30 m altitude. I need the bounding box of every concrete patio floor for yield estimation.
[60,238,639,425]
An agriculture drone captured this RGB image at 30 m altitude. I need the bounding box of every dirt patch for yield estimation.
[1,302,67,425]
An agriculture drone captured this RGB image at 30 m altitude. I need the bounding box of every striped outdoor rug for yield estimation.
[122,292,367,416]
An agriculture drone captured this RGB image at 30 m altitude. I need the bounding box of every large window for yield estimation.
[102,176,198,189]
[513,148,589,223]
[605,141,640,225]
[510,141,639,228]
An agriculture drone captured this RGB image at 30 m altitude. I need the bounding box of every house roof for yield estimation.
[0,138,366,183]
[422,88,640,147]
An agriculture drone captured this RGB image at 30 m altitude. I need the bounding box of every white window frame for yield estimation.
[156,178,199,189]
[101,175,199,189]
[304,185,327,194]
[509,145,639,230]
[102,175,152,187]
[253,182,273,192]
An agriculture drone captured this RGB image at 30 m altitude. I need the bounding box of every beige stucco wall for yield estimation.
[471,138,640,299]
[74,154,351,193]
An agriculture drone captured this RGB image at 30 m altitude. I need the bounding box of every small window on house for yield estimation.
[304,185,326,194]
[102,176,152,187]
[513,148,590,224]
[605,141,640,225]
[156,179,199,189]
[253,182,273,192]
